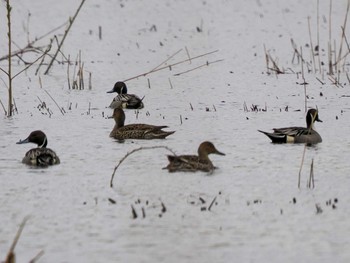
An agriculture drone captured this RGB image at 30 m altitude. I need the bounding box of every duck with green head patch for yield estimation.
[17,130,60,166]
[258,108,322,144]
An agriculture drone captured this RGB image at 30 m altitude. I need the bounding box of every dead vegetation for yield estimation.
[264,0,350,81]
[0,0,87,117]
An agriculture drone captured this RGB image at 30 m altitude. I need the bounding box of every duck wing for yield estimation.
[23,148,60,166]
[109,94,144,109]
[273,126,311,136]
[165,155,213,172]
[112,125,174,140]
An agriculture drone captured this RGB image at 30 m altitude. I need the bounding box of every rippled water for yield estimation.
[1,0,350,262]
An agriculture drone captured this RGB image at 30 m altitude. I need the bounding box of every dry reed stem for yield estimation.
[336,0,350,67]
[110,146,176,187]
[298,145,307,188]
[328,0,334,75]
[185,46,192,63]
[98,25,102,40]
[88,72,92,89]
[168,78,173,89]
[208,196,217,211]
[307,16,316,73]
[44,89,65,115]
[173,59,223,76]
[300,47,308,113]
[6,0,12,117]
[149,48,183,72]
[122,50,219,82]
[12,46,51,80]
[317,0,322,72]
[44,0,86,74]
[67,55,71,89]
[0,99,7,115]
[0,21,67,62]
[263,44,270,74]
[308,158,315,188]
[29,250,44,263]
[5,216,30,263]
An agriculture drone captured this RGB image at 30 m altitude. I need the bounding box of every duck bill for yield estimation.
[16,137,29,144]
[316,118,323,122]
[106,89,115,93]
[215,149,225,156]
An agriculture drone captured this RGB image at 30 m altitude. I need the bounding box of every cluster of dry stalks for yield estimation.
[2,217,43,263]
[264,0,350,80]
[0,0,87,117]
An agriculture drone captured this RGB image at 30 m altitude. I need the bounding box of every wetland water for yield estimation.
[1,0,350,262]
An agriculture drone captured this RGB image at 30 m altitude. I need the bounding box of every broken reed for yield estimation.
[44,0,86,74]
[67,50,91,90]
[298,145,316,189]
[4,217,44,263]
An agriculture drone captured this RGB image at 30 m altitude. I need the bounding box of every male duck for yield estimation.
[258,108,322,144]
[110,106,175,140]
[107,81,144,109]
[164,141,225,172]
[16,130,60,166]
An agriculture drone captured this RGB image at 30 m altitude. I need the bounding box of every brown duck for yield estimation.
[110,107,175,140]
[164,141,225,172]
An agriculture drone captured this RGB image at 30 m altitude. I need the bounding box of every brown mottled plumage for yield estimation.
[110,107,175,140]
[16,130,60,166]
[164,141,225,172]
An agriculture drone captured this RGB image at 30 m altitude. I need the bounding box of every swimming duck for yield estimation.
[110,107,175,140]
[164,141,225,172]
[107,81,144,109]
[258,108,322,144]
[16,130,60,166]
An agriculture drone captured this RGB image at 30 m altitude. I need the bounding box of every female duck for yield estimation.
[16,130,60,166]
[258,108,322,144]
[110,106,175,140]
[164,141,225,173]
[107,81,144,109]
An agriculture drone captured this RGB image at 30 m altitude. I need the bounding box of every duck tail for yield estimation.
[156,130,175,139]
[258,130,286,143]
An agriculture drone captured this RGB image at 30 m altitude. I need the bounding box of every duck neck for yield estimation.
[306,112,315,130]
[198,151,210,162]
[39,137,47,148]
[119,85,127,95]
[114,108,125,128]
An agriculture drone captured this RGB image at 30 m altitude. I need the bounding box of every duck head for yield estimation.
[107,81,127,94]
[198,141,225,160]
[16,130,48,148]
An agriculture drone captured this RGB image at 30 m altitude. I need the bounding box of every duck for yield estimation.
[110,106,175,140]
[107,81,144,109]
[16,130,60,166]
[258,108,322,144]
[164,141,225,172]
